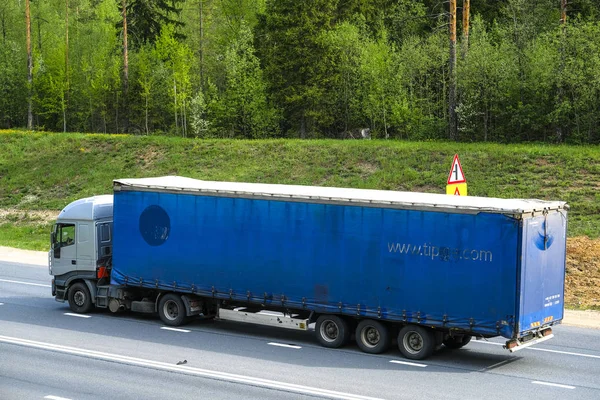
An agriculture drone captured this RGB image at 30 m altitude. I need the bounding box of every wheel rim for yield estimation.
[361,326,381,348]
[403,331,424,354]
[74,290,86,307]
[320,320,339,342]
[163,300,180,321]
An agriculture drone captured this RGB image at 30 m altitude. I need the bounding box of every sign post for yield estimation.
[446,154,467,196]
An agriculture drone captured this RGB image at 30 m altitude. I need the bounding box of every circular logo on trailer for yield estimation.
[139,205,170,246]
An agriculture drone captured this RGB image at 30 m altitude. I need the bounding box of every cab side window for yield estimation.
[60,224,76,247]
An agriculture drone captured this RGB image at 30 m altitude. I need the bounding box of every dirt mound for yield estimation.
[566,237,600,309]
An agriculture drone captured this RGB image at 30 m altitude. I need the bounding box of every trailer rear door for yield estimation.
[517,210,567,336]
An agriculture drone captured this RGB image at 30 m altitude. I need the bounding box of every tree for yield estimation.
[448,0,457,140]
[63,0,69,132]
[122,0,185,46]
[122,0,129,95]
[319,21,364,136]
[25,0,33,129]
[136,44,156,134]
[258,0,338,138]
[212,22,278,138]
[462,0,470,57]
[457,15,519,141]
[357,31,407,139]
[0,41,26,128]
[155,24,192,136]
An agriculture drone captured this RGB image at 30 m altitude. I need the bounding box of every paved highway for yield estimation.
[1,258,600,400]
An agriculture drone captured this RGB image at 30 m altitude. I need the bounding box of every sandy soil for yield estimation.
[566,237,600,310]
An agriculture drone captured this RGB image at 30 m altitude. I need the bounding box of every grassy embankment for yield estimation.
[1,130,599,251]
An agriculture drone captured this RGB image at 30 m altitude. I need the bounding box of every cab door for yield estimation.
[51,222,77,276]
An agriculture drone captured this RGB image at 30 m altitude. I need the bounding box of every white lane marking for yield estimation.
[0,303,4,306]
[532,381,576,390]
[529,347,600,359]
[0,335,383,400]
[471,341,503,346]
[64,313,91,318]
[389,360,427,368]
[44,396,72,400]
[480,359,513,371]
[472,340,600,359]
[0,278,51,288]
[268,342,302,349]
[161,327,191,333]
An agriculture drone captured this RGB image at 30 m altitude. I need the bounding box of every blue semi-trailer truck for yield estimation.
[49,176,568,360]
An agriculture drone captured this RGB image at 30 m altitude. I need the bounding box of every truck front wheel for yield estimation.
[158,294,187,326]
[315,315,350,348]
[398,325,435,360]
[68,282,93,313]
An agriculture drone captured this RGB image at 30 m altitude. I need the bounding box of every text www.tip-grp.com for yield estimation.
[387,242,493,262]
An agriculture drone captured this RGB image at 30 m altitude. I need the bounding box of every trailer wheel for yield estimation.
[397,325,435,360]
[315,315,350,348]
[68,282,93,313]
[443,334,472,349]
[355,320,390,354]
[158,294,187,326]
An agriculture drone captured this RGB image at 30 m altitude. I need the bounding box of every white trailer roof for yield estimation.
[113,176,568,216]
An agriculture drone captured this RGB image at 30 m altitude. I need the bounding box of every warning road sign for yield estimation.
[446,154,467,196]
[448,154,467,185]
[447,154,466,184]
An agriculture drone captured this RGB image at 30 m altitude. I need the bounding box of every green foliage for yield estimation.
[123,0,186,47]
[0,41,26,128]
[211,22,279,138]
[1,0,600,142]
[319,22,364,135]
[258,0,338,137]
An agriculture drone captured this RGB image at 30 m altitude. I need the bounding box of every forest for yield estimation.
[1,0,600,142]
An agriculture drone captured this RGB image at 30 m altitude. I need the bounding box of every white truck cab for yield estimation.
[49,195,113,307]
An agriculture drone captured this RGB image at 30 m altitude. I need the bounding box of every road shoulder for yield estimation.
[0,246,47,266]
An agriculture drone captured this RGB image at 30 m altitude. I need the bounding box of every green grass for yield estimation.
[2,130,600,250]
[0,223,52,250]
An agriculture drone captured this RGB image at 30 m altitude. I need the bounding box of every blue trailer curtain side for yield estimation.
[110,179,566,340]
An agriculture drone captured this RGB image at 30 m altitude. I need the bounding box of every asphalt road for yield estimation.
[1,260,600,400]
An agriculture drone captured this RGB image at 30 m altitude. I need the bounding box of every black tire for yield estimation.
[443,334,472,349]
[397,325,436,360]
[68,282,93,313]
[158,294,188,326]
[355,320,391,354]
[315,315,351,348]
